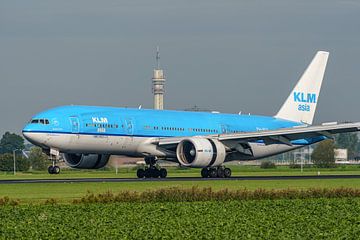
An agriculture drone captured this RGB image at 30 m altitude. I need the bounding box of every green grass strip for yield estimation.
[3,187,360,206]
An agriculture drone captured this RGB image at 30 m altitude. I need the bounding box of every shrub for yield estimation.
[312,140,336,168]
[260,161,276,169]
[71,187,360,204]
[0,196,19,206]
[44,198,58,205]
[289,162,312,169]
[0,153,30,172]
[29,147,49,171]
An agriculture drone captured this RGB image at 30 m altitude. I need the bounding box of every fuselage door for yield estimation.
[221,124,229,134]
[125,118,134,135]
[69,117,80,134]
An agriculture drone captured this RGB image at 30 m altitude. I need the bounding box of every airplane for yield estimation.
[22,51,360,178]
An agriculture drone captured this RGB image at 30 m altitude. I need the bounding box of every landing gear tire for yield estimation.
[209,168,218,178]
[217,168,225,178]
[48,166,54,174]
[139,167,163,178]
[201,168,209,178]
[201,167,231,178]
[224,168,231,178]
[53,166,60,174]
[144,168,152,178]
[159,168,167,178]
[48,166,60,174]
[137,169,145,178]
[137,157,168,179]
[150,168,160,178]
[48,153,60,175]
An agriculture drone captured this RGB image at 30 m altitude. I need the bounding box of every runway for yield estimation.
[1,174,360,184]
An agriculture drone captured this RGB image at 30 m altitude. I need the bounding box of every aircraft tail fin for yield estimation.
[275,51,329,125]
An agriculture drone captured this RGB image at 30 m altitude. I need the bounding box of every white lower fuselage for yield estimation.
[23,131,301,162]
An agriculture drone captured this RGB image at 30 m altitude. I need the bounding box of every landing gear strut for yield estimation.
[201,166,231,178]
[137,157,167,179]
[48,154,60,175]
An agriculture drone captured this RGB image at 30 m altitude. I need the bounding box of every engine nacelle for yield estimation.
[176,137,226,168]
[63,153,110,169]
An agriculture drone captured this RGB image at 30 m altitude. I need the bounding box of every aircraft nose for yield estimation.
[22,125,45,145]
[22,125,34,142]
[22,129,31,141]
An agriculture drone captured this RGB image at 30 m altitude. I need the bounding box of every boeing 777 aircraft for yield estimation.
[22,51,360,178]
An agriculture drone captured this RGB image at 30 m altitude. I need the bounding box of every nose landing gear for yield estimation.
[201,166,231,178]
[137,157,167,179]
[48,153,60,175]
[48,165,60,174]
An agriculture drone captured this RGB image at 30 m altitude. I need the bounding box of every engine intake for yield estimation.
[176,137,226,168]
[63,154,110,169]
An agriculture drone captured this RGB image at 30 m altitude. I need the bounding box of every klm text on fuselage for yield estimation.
[294,92,316,112]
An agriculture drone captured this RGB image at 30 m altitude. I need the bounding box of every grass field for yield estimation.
[1,165,360,203]
[1,198,360,239]
[1,164,360,179]
[2,166,360,239]
[2,178,360,203]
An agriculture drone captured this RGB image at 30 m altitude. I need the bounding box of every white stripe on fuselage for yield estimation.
[23,132,148,156]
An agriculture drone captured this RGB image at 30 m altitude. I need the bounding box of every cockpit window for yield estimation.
[30,119,50,125]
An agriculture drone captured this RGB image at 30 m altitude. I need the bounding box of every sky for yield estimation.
[0,0,360,135]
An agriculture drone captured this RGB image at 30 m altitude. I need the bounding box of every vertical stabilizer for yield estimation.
[275,51,329,125]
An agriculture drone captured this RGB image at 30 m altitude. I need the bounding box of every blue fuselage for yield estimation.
[23,105,302,138]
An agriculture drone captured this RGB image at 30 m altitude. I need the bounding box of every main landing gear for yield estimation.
[201,166,231,178]
[137,157,167,179]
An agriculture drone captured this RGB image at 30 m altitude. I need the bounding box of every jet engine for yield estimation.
[176,137,226,168]
[63,153,110,169]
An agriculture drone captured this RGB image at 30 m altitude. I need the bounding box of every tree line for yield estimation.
[0,132,48,171]
[310,132,359,168]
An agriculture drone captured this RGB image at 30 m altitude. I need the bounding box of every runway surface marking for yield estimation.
[1,175,360,184]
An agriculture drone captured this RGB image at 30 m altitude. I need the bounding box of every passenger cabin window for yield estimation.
[85,122,119,129]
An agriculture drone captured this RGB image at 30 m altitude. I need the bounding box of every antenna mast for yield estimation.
[156,46,160,70]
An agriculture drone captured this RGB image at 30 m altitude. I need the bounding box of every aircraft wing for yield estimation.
[158,122,360,147]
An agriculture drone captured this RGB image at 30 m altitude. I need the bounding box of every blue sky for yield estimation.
[0,0,360,134]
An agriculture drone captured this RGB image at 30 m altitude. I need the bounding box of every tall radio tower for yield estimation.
[152,47,166,110]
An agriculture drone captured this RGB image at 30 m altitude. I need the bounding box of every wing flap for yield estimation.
[218,122,360,142]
